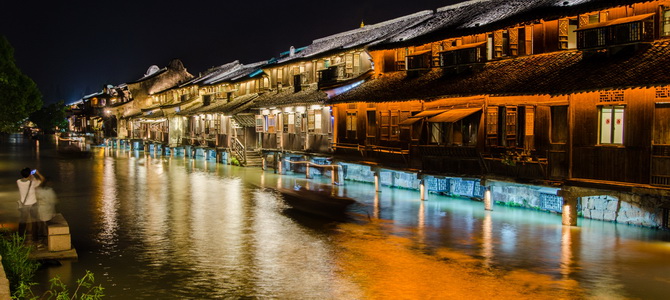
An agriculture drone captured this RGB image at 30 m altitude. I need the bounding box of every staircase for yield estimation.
[244,150,263,167]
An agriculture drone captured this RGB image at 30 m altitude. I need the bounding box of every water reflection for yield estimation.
[1,136,670,299]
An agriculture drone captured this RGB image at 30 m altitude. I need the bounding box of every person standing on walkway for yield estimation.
[17,167,44,242]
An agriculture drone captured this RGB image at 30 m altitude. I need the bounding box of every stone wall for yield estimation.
[332,161,669,229]
[580,193,666,227]
[0,256,10,299]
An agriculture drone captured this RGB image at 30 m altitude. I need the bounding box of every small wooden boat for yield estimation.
[57,145,92,158]
[275,187,356,220]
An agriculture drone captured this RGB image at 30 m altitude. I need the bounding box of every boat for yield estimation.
[274,187,356,220]
[57,145,92,158]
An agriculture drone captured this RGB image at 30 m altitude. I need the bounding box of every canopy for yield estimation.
[575,13,655,31]
[407,50,432,57]
[399,117,422,126]
[413,109,447,117]
[427,108,481,123]
[438,41,487,53]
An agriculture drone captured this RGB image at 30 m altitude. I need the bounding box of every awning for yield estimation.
[427,108,481,123]
[438,41,487,53]
[399,117,422,126]
[407,50,432,57]
[233,114,256,127]
[575,13,655,31]
[413,109,447,117]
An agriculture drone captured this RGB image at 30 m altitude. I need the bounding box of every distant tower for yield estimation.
[360,20,365,28]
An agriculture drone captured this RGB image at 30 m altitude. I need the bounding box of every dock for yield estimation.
[28,213,78,260]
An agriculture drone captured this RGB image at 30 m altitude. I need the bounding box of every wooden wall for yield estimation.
[571,88,655,183]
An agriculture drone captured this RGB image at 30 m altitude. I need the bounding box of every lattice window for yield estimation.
[509,28,519,56]
[599,90,625,103]
[656,87,670,99]
[486,107,498,146]
[559,19,570,50]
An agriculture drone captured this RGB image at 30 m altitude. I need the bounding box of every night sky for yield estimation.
[1,0,466,105]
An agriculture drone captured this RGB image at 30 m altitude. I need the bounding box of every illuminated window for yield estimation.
[307,110,315,133]
[346,112,357,139]
[267,115,276,133]
[664,9,670,36]
[390,111,399,139]
[599,105,625,144]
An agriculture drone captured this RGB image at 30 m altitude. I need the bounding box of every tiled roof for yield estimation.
[329,41,670,103]
[252,86,328,108]
[277,10,433,65]
[377,0,643,48]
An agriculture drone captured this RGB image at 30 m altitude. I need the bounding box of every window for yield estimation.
[314,111,322,134]
[663,9,670,36]
[307,110,315,133]
[380,111,390,139]
[346,112,357,139]
[267,115,276,133]
[599,105,625,144]
[504,106,518,147]
[353,53,361,74]
[551,106,568,143]
[390,111,399,139]
[486,107,499,146]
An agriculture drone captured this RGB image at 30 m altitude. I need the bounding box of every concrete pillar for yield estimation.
[331,165,339,185]
[262,157,266,170]
[562,196,578,226]
[305,163,311,179]
[275,153,284,175]
[419,177,427,201]
[559,189,578,226]
[484,188,493,211]
[374,168,381,193]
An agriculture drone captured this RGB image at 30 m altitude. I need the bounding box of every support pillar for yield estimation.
[305,163,311,179]
[373,168,381,193]
[484,188,492,211]
[331,165,339,185]
[277,153,284,175]
[419,175,427,201]
[559,189,578,226]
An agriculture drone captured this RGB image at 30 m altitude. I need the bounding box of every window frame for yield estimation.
[598,105,625,145]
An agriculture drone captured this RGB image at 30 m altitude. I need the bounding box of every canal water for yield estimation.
[1,134,669,299]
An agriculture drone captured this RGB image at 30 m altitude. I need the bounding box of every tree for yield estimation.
[29,100,68,133]
[0,36,42,133]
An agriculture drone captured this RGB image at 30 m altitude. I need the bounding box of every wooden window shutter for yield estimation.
[524,26,533,55]
[380,111,390,139]
[558,18,569,50]
[494,30,504,58]
[486,107,499,146]
[599,11,608,23]
[579,15,589,27]
[509,28,519,56]
[505,106,518,147]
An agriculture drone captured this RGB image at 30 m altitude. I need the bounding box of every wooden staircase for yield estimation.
[244,150,263,168]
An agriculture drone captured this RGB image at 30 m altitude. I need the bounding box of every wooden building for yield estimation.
[110,59,193,141]
[328,0,670,227]
[251,11,433,164]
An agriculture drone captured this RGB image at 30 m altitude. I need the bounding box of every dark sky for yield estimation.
[1,0,463,104]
